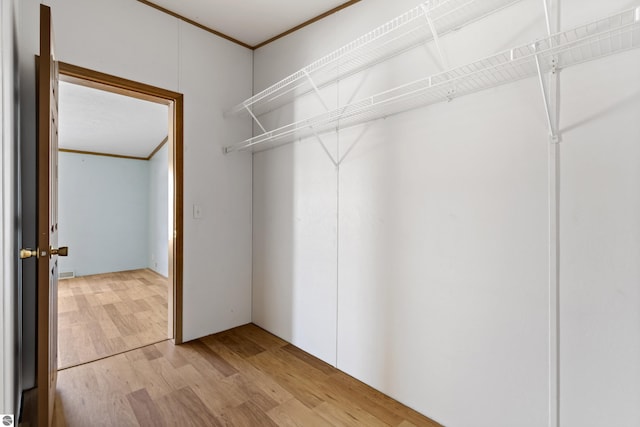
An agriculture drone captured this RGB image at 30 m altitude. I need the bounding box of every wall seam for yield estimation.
[335,59,340,368]
[250,46,255,324]
[335,135,339,367]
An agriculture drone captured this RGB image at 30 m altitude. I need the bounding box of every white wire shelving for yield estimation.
[224,7,640,154]
[226,0,524,118]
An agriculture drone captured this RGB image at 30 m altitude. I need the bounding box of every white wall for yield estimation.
[558,50,640,427]
[149,143,169,277]
[1,0,20,417]
[58,152,150,276]
[38,0,253,341]
[558,1,640,423]
[252,1,640,426]
[59,145,170,278]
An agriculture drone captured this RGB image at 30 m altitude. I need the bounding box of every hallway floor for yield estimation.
[53,324,441,426]
[57,269,168,369]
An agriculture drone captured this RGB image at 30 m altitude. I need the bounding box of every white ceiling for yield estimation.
[147,0,350,47]
[58,81,169,158]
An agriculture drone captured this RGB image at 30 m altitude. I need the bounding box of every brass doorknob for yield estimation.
[50,246,68,257]
[20,249,37,259]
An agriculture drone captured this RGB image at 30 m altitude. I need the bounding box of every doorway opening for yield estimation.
[56,62,183,369]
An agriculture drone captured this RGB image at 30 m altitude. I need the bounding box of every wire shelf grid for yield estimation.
[224,8,640,154]
[227,0,523,117]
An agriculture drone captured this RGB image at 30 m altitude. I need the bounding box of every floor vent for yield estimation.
[59,271,75,279]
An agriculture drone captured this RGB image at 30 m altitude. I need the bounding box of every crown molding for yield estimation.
[136,0,361,50]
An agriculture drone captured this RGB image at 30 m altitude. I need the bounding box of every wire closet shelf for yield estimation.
[226,0,524,118]
[225,7,640,154]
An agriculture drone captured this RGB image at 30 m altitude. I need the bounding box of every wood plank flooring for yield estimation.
[53,324,441,427]
[57,269,168,369]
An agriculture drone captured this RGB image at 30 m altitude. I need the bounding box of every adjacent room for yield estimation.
[0,0,638,426]
[56,80,171,368]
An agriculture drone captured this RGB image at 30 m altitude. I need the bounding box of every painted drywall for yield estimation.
[18,0,253,345]
[252,0,640,426]
[555,5,640,427]
[253,2,549,424]
[58,146,169,278]
[58,152,150,276]
[558,50,640,427]
[556,0,640,421]
[1,0,21,417]
[149,143,169,277]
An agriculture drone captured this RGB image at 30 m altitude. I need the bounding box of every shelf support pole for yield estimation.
[312,130,338,167]
[304,70,331,112]
[421,4,449,70]
[244,104,268,134]
[540,2,560,427]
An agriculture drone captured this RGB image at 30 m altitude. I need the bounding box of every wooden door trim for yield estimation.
[135,0,361,50]
[58,148,149,161]
[57,61,184,345]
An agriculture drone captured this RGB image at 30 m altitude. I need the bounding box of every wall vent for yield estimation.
[59,271,75,279]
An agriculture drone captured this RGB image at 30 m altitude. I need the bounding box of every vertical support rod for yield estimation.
[244,104,267,134]
[548,131,560,427]
[421,4,449,70]
[534,53,555,139]
[542,0,553,39]
[304,70,331,112]
[542,1,560,427]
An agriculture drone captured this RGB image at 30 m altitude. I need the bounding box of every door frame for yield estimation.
[56,62,184,344]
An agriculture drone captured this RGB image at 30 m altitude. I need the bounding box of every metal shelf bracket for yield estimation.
[534,48,559,142]
[244,104,267,134]
[421,3,449,70]
[313,131,339,167]
[304,70,331,112]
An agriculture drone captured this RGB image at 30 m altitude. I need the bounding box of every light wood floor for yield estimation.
[58,269,168,369]
[53,324,441,427]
